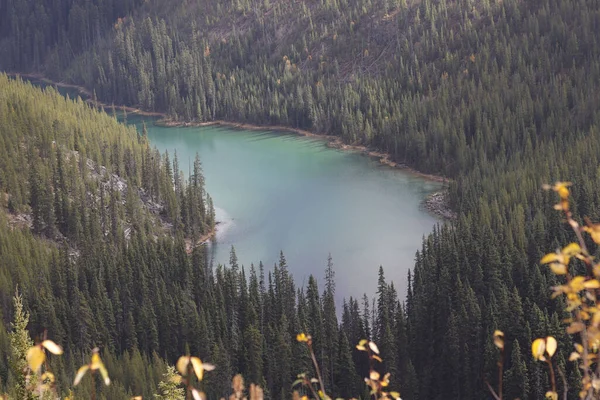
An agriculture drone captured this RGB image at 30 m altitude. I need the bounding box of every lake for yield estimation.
[127,115,441,304]
[21,76,442,304]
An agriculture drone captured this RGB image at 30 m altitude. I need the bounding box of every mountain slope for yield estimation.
[3,0,599,178]
[2,0,600,398]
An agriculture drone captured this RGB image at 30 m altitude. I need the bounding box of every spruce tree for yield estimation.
[8,291,35,400]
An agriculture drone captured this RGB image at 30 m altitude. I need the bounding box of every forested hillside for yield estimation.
[2,0,599,176]
[0,76,414,399]
[0,75,218,398]
[1,0,600,398]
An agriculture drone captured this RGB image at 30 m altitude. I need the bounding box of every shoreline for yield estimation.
[185,223,219,254]
[423,190,456,220]
[159,119,450,184]
[7,71,454,217]
[7,72,164,117]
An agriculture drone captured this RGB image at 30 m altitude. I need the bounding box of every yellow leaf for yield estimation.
[557,186,570,200]
[99,363,110,385]
[74,365,89,386]
[191,389,204,400]
[493,330,504,349]
[42,340,63,355]
[132,397,143,400]
[546,336,557,357]
[549,263,567,275]
[356,339,368,351]
[493,336,504,349]
[368,341,380,354]
[532,338,546,360]
[389,392,401,399]
[569,352,581,361]
[91,352,102,369]
[202,363,215,372]
[545,391,558,400]
[382,373,391,385]
[553,182,572,199]
[563,243,581,257]
[177,356,190,376]
[575,343,584,353]
[584,279,600,289]
[190,357,204,381]
[370,371,380,380]
[296,333,309,342]
[26,346,46,372]
[571,276,586,292]
[581,310,591,320]
[541,253,561,264]
[41,371,55,383]
[372,354,383,362]
[584,224,600,244]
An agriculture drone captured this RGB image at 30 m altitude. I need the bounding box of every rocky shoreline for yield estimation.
[161,119,451,184]
[423,190,456,220]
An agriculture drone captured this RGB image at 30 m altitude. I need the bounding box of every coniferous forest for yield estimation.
[1,0,600,398]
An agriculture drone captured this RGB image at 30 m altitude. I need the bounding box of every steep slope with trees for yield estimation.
[0,75,216,398]
[3,0,599,177]
[1,0,600,398]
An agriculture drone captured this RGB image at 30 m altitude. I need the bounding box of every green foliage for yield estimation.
[4,0,600,181]
[154,366,185,400]
[8,291,34,400]
[1,0,600,396]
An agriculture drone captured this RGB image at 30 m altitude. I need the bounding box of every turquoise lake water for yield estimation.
[130,115,441,303]
[23,76,441,303]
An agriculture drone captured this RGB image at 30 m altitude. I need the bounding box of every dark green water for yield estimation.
[129,115,441,303]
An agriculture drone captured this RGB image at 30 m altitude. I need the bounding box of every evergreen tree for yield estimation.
[154,366,184,400]
[503,340,529,400]
[8,291,34,400]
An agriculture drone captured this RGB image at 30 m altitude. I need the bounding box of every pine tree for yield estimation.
[8,291,35,400]
[503,340,529,400]
[322,254,338,393]
[334,331,359,398]
[154,366,184,400]
[243,325,264,386]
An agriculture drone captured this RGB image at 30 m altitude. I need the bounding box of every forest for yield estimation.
[1,0,600,398]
